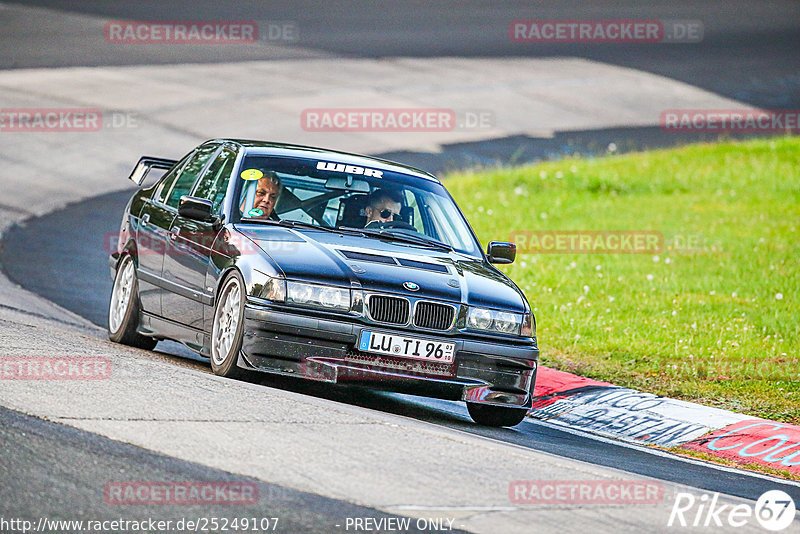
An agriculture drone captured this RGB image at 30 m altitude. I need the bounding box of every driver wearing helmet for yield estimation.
[364,188,403,228]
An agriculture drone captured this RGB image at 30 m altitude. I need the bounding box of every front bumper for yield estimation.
[240,303,539,409]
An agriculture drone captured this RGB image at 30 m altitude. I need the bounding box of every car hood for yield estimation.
[234,224,527,312]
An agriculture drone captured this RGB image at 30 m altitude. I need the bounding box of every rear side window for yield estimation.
[165,144,219,208]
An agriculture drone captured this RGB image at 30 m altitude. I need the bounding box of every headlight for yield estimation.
[467,307,524,336]
[286,281,351,312]
[468,308,493,330]
[252,271,286,302]
[290,282,314,303]
[493,311,520,334]
[520,313,534,337]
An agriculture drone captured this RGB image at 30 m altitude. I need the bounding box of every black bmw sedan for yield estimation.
[109,139,538,426]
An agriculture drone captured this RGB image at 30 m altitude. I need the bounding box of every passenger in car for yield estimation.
[364,188,402,228]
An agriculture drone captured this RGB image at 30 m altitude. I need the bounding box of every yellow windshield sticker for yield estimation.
[241,169,264,181]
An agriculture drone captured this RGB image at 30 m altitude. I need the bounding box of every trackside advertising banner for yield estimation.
[683,420,800,475]
[531,367,800,477]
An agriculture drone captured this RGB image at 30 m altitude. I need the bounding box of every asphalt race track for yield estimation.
[0,405,457,534]
[1,2,799,533]
[2,183,799,517]
[3,1,798,168]
[9,0,800,109]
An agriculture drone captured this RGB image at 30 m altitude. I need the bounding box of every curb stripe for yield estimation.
[529,366,753,448]
[682,420,800,475]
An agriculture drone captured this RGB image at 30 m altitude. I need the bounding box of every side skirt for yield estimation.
[139,311,207,355]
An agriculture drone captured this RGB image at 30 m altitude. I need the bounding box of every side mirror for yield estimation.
[178,196,215,222]
[487,241,516,264]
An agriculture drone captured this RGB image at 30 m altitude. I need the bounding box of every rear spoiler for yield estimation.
[127,156,178,186]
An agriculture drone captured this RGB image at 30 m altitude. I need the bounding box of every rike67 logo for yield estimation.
[669,490,797,531]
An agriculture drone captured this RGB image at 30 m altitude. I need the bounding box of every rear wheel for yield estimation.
[210,272,254,380]
[467,402,528,427]
[108,255,157,350]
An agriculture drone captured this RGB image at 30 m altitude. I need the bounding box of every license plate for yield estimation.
[357,330,455,364]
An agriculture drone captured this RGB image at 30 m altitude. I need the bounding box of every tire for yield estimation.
[467,402,528,427]
[108,255,158,350]
[210,271,254,380]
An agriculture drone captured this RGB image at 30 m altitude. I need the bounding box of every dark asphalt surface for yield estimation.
[6,0,800,109]
[380,127,776,176]
[3,0,795,171]
[0,405,466,534]
[2,0,799,528]
[1,189,799,508]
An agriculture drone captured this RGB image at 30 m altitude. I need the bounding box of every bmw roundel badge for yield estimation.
[403,281,420,291]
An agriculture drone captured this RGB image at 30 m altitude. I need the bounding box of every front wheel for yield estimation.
[210,271,254,380]
[108,255,157,350]
[467,402,528,427]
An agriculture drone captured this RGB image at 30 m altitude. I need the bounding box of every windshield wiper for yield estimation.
[278,220,370,237]
[241,219,450,250]
[240,218,367,237]
[340,226,453,251]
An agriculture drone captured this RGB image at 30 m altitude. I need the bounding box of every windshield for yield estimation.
[234,155,481,256]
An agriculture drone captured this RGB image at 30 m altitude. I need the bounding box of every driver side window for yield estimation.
[192,147,236,214]
[165,144,219,209]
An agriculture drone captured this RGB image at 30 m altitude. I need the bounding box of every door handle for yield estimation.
[141,213,150,227]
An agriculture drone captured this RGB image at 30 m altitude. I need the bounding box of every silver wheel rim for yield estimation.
[109,257,134,333]
[212,277,242,366]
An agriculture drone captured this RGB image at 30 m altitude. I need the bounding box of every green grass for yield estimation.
[445,136,800,424]
[663,447,800,482]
